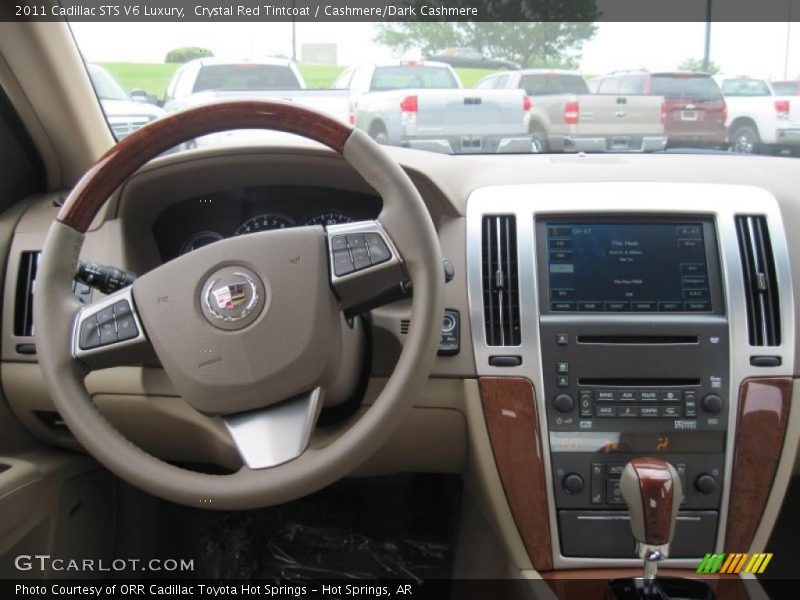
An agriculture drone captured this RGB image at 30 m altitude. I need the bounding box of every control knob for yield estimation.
[562,473,584,494]
[701,393,723,414]
[553,393,574,413]
[695,474,717,494]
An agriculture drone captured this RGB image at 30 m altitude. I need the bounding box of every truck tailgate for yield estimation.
[415,89,527,136]
[577,94,664,136]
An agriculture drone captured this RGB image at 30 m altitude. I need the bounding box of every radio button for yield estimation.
[596,405,616,418]
[618,390,637,402]
[578,301,603,311]
[557,362,569,374]
[659,390,681,402]
[579,391,592,417]
[553,394,574,413]
[557,375,570,388]
[596,390,616,402]
[618,405,638,418]
[632,301,656,311]
[639,406,659,417]
[639,390,658,402]
[661,405,682,418]
[702,393,723,414]
[658,302,681,311]
[605,301,629,311]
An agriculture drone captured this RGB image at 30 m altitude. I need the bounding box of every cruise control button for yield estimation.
[365,233,391,265]
[332,248,355,276]
[79,317,101,350]
[116,313,139,341]
[112,300,132,318]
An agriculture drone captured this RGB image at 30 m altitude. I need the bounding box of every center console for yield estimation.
[466,182,794,569]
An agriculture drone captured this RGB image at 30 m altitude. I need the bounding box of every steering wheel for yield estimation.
[34,101,444,509]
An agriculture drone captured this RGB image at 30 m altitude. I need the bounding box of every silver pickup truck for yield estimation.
[334,61,532,154]
[477,69,667,153]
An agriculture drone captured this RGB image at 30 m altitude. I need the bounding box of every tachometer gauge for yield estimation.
[304,212,354,226]
[179,231,224,255]
[234,214,294,235]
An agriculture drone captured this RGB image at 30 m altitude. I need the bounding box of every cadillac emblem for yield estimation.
[201,268,265,329]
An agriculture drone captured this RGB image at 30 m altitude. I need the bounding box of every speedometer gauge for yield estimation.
[234,214,294,235]
[304,212,354,226]
[180,231,224,255]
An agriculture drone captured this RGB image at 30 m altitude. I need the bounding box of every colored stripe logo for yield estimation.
[697,552,773,574]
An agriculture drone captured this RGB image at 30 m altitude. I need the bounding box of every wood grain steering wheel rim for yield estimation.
[34,100,444,510]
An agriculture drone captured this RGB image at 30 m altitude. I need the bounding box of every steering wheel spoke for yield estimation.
[72,286,153,369]
[223,387,324,469]
[327,220,407,313]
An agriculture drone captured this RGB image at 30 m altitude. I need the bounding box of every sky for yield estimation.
[70,21,799,80]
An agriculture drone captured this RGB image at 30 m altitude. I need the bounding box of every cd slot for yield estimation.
[578,378,701,387]
[577,335,699,345]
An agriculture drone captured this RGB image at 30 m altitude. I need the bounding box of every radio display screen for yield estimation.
[546,222,712,313]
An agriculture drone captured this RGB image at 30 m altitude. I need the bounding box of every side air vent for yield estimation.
[14,251,39,336]
[481,215,521,346]
[400,319,410,335]
[735,215,780,346]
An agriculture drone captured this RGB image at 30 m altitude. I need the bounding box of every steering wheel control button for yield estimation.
[350,244,372,270]
[333,249,355,276]
[79,318,102,350]
[116,313,139,341]
[201,266,265,331]
[365,233,391,265]
[331,235,349,251]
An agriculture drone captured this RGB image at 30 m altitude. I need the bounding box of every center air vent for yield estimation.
[735,215,780,346]
[481,215,520,346]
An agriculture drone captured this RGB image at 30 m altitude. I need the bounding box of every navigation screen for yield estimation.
[546,222,712,312]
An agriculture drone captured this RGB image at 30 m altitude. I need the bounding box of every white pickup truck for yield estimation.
[333,61,532,154]
[477,69,667,153]
[715,75,800,154]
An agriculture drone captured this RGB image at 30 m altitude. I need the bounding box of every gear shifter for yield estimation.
[620,456,683,585]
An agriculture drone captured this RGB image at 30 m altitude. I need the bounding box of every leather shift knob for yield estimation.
[620,457,683,547]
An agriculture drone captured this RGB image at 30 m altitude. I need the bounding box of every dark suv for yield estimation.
[589,71,727,148]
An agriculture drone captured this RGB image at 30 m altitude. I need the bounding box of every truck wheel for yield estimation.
[369,124,389,145]
[530,128,549,153]
[730,124,760,154]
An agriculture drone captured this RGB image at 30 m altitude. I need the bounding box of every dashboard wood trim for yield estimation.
[57,101,353,232]
[479,376,553,571]
[724,377,792,552]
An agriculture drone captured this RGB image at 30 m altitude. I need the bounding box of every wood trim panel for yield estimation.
[58,101,353,232]
[479,376,553,571]
[724,377,792,552]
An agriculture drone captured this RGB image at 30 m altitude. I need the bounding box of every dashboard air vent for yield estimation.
[14,251,39,336]
[481,215,520,346]
[735,215,780,346]
[400,319,410,335]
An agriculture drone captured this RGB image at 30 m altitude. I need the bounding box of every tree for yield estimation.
[165,47,214,64]
[375,2,599,69]
[678,57,720,74]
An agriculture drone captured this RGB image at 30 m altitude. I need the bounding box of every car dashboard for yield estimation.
[2,145,800,577]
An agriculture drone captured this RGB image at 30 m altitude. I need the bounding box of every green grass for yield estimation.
[99,62,503,98]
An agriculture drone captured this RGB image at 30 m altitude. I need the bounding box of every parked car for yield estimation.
[715,75,800,154]
[333,61,532,154]
[425,47,520,70]
[161,57,350,119]
[476,69,667,153]
[771,80,800,96]
[589,70,727,149]
[87,64,164,139]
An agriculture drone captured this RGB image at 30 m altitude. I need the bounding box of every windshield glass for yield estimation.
[87,65,129,101]
[720,78,772,96]
[193,64,302,92]
[69,20,798,157]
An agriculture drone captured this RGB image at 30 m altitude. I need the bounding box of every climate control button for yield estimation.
[695,473,717,494]
[562,473,584,494]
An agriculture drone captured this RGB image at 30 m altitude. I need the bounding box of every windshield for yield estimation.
[193,64,302,92]
[87,65,129,101]
[720,78,772,97]
[651,75,723,101]
[69,20,798,157]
